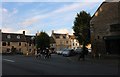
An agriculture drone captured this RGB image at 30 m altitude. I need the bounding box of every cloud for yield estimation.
[9,8,18,16]
[53,3,80,14]
[19,2,95,27]
[2,2,102,36]
[34,3,90,19]
[54,29,74,35]
[2,7,18,16]
[2,27,32,35]
[15,2,99,36]
[2,0,105,2]
[2,28,14,33]
[55,29,69,34]
[0,7,2,28]
[19,18,39,26]
[2,8,8,13]
[12,8,18,14]
[2,7,19,25]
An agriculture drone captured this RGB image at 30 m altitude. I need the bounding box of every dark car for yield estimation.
[75,48,82,54]
[75,47,89,55]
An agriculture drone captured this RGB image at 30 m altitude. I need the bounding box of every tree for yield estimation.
[36,31,50,50]
[72,11,91,50]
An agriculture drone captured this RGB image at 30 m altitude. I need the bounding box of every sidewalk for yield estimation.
[101,54,120,60]
[68,54,119,64]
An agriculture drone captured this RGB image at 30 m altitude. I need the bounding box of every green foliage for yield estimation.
[73,11,91,46]
[36,31,50,50]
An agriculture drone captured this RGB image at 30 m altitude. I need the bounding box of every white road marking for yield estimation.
[3,59,15,62]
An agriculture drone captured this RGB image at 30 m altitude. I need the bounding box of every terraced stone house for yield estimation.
[1,30,36,55]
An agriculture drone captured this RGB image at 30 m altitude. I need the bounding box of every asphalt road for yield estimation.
[2,54,119,75]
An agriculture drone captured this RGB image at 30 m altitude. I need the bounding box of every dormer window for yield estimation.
[17,35,20,39]
[7,35,11,39]
[31,37,34,40]
[95,12,98,16]
[60,35,63,39]
[63,36,66,39]
[56,36,59,38]
[100,8,103,12]
[66,35,69,38]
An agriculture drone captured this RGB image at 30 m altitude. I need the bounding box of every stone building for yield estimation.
[51,30,80,51]
[1,31,36,55]
[51,30,70,51]
[90,2,120,55]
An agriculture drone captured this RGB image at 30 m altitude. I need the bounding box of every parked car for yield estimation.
[62,49,76,57]
[56,50,63,55]
[75,48,82,54]
[75,47,90,54]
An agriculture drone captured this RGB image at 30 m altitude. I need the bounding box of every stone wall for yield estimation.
[90,2,120,54]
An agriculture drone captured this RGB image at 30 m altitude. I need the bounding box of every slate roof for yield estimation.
[50,36,56,44]
[25,35,35,44]
[2,32,35,43]
[2,33,26,42]
[69,35,75,39]
[52,33,67,39]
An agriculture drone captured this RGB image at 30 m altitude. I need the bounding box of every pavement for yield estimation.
[68,54,120,66]
[69,53,120,61]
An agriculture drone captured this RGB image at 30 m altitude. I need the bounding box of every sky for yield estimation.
[0,0,106,36]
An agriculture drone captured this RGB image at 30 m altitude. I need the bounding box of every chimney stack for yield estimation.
[52,30,54,34]
[23,31,25,35]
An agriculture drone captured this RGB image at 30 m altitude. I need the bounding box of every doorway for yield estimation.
[105,39,120,54]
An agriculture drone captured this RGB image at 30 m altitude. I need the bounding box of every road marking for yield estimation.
[3,59,15,62]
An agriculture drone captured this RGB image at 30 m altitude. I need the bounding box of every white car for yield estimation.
[56,50,63,55]
[62,49,70,56]
[88,48,92,53]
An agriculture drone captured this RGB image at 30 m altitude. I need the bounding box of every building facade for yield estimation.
[90,2,120,55]
[1,31,36,55]
[69,35,80,50]
[51,30,70,51]
[49,36,56,50]
[51,30,80,51]
[1,30,80,54]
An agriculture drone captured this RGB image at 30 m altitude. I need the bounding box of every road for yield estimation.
[2,54,119,75]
